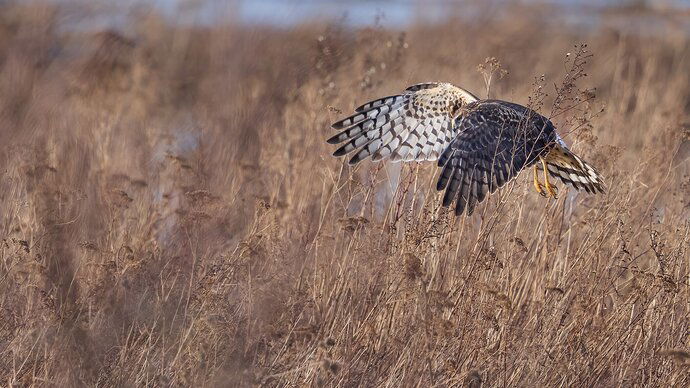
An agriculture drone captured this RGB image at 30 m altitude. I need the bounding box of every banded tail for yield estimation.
[543,144,605,194]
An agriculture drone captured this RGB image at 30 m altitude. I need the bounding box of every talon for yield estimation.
[545,182,558,199]
[533,165,546,196]
[540,157,558,199]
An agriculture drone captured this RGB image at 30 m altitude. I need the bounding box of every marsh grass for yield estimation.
[0,2,688,386]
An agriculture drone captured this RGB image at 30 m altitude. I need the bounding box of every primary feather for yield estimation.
[328,82,479,164]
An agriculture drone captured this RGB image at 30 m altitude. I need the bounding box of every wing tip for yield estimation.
[348,155,364,165]
[454,198,466,216]
[333,147,348,157]
[326,134,343,144]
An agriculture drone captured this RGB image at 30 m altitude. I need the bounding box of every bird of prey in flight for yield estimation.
[327,82,604,216]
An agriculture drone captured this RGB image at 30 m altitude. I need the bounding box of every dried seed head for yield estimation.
[320,358,342,375]
[328,360,341,375]
[404,253,424,281]
[660,349,690,365]
[465,369,482,388]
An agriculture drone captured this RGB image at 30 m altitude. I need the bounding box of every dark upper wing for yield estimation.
[328,82,479,164]
[436,100,557,216]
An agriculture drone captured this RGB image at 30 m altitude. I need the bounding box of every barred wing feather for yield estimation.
[328,82,479,165]
[436,101,556,215]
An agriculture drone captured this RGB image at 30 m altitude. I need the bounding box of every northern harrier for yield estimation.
[327,82,604,216]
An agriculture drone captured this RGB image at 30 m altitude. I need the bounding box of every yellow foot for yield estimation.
[545,181,558,199]
[540,157,558,199]
[533,165,547,197]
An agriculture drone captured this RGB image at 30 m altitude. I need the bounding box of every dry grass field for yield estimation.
[0,1,689,387]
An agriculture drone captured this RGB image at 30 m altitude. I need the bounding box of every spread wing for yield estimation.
[436,101,557,216]
[328,82,479,164]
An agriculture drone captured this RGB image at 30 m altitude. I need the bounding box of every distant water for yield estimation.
[54,0,690,36]
[230,0,689,28]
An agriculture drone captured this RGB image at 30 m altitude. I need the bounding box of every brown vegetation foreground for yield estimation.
[0,2,689,387]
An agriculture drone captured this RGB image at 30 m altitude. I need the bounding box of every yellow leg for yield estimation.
[533,165,546,197]
[540,157,558,199]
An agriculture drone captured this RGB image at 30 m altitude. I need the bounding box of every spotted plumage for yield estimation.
[328,82,604,216]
